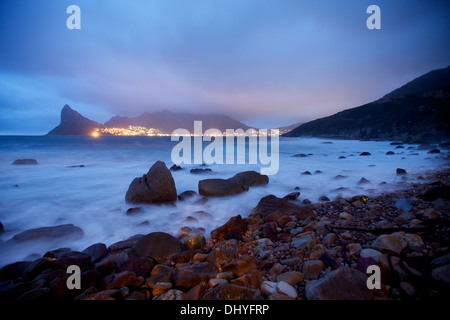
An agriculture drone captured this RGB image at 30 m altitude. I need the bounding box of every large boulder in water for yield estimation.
[129,232,186,263]
[198,178,248,197]
[198,171,268,197]
[232,171,269,187]
[12,224,84,242]
[125,161,177,204]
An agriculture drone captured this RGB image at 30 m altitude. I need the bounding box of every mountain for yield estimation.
[47,105,104,136]
[47,107,252,135]
[284,66,450,143]
[104,110,251,133]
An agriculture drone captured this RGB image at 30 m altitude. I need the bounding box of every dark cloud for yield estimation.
[0,0,449,134]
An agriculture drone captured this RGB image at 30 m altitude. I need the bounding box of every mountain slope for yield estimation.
[47,105,103,136]
[104,110,251,133]
[284,66,450,143]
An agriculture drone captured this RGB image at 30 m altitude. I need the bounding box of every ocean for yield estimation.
[0,135,447,267]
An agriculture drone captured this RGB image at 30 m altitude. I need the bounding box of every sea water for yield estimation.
[0,135,447,266]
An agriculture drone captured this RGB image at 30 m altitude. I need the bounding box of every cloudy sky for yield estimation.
[0,0,449,134]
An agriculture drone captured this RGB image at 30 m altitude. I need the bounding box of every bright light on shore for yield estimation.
[91,131,99,137]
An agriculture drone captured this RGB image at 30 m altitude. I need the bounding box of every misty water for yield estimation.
[0,135,447,267]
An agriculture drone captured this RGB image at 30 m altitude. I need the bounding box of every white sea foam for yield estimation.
[0,136,447,266]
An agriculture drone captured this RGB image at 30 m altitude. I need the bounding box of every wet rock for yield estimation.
[198,178,247,197]
[126,207,142,216]
[172,262,218,291]
[125,161,177,204]
[230,270,262,289]
[82,243,107,263]
[152,282,173,296]
[359,152,371,156]
[184,233,206,250]
[372,232,408,255]
[12,159,38,165]
[130,232,186,263]
[319,195,330,202]
[109,234,145,255]
[358,177,371,185]
[301,171,312,175]
[222,256,258,277]
[305,267,373,300]
[117,257,155,278]
[427,149,440,154]
[12,224,84,242]
[301,260,325,280]
[153,289,188,300]
[283,191,300,201]
[276,271,304,286]
[170,164,182,171]
[386,151,395,155]
[210,215,246,241]
[53,251,92,270]
[206,240,238,266]
[101,271,145,290]
[177,190,197,201]
[293,153,307,157]
[396,168,407,175]
[253,195,315,220]
[232,171,269,187]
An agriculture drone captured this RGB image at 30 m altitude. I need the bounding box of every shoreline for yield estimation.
[0,167,449,300]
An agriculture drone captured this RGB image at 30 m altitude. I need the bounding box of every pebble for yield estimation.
[260,281,278,296]
[276,281,297,298]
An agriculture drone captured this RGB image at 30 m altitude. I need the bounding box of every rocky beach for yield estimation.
[1,159,449,301]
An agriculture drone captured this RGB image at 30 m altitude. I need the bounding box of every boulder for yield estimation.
[108,234,145,255]
[206,239,238,266]
[396,168,407,175]
[305,267,373,300]
[184,233,206,250]
[12,224,83,242]
[371,232,408,255]
[82,243,108,263]
[210,215,246,241]
[130,232,186,263]
[177,190,198,201]
[101,271,145,290]
[222,256,258,277]
[252,195,315,220]
[125,161,177,204]
[198,178,247,197]
[172,262,218,291]
[232,171,269,187]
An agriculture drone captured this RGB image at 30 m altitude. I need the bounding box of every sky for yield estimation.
[0,0,449,135]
